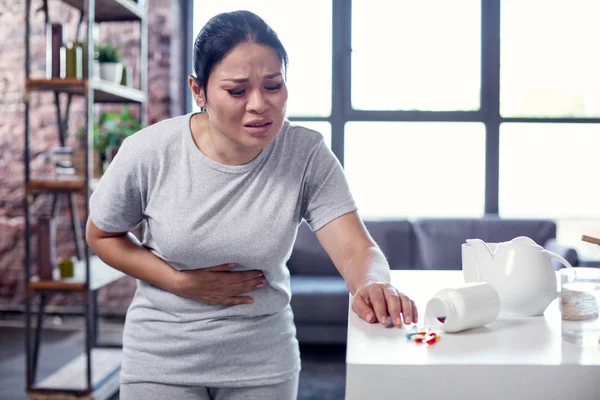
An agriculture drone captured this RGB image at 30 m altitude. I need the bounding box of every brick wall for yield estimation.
[0,0,184,314]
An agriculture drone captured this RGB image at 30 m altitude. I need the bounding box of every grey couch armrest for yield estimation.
[544,238,579,270]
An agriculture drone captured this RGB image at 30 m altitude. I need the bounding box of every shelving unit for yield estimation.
[23,0,148,399]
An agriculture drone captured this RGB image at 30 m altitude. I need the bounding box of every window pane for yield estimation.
[351,0,481,111]
[500,1,600,117]
[345,122,486,218]
[193,1,332,117]
[499,123,600,218]
[291,121,331,148]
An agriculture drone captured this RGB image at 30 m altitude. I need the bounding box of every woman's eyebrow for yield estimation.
[221,72,282,83]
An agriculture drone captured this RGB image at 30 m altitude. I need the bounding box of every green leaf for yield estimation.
[97,43,120,63]
[78,106,144,157]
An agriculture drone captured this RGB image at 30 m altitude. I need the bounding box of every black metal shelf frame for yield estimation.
[23,0,148,398]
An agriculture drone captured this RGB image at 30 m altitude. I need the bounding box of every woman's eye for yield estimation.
[265,83,282,92]
[227,89,245,96]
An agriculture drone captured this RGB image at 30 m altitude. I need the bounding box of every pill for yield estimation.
[411,334,424,342]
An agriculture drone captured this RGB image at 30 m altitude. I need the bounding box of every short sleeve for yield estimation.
[89,137,146,232]
[302,140,357,231]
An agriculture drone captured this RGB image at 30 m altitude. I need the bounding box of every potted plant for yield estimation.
[96,106,142,164]
[97,43,123,83]
[75,106,143,177]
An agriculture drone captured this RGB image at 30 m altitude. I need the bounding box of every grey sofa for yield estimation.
[287,217,579,344]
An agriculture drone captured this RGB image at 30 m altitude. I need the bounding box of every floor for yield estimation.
[0,320,346,400]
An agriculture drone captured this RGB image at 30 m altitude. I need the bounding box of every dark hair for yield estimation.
[192,10,289,92]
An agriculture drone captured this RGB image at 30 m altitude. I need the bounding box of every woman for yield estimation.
[86,10,418,400]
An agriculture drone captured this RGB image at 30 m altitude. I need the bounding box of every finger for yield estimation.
[220,268,264,279]
[399,293,413,324]
[369,286,389,325]
[411,300,419,323]
[352,294,376,323]
[210,269,264,286]
[221,296,254,305]
[231,278,265,295]
[383,287,403,327]
[205,263,237,272]
[224,271,265,287]
[241,270,266,280]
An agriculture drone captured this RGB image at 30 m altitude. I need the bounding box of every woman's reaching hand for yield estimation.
[351,282,418,327]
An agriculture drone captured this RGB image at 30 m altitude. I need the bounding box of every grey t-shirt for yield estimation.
[89,113,357,387]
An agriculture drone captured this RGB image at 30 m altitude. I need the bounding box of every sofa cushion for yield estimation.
[544,238,579,270]
[287,222,338,276]
[290,276,349,323]
[364,220,413,270]
[412,217,557,270]
[287,220,414,275]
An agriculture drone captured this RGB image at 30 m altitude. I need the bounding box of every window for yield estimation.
[499,1,600,260]
[500,0,600,118]
[499,123,600,219]
[351,0,481,111]
[345,122,486,218]
[499,123,600,259]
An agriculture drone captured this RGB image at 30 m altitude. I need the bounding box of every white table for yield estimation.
[346,270,600,400]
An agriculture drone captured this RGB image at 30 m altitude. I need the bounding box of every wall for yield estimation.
[0,0,184,314]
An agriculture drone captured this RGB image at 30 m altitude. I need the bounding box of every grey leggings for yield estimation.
[119,376,299,400]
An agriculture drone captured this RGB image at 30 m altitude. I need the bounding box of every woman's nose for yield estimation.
[246,90,268,113]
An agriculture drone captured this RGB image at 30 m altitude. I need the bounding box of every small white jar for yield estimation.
[425,282,501,333]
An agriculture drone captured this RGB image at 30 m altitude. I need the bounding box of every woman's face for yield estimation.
[193,42,288,153]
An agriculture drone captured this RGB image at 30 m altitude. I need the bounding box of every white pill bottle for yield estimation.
[424,282,501,333]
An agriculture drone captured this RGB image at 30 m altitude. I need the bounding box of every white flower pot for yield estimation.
[99,62,123,83]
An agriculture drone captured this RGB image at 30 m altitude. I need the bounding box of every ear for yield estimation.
[188,76,206,109]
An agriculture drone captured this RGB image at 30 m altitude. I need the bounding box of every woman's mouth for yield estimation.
[244,121,273,135]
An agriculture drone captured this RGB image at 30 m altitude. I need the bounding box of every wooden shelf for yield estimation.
[61,0,144,22]
[28,256,126,292]
[28,348,121,400]
[27,78,147,104]
[27,176,86,193]
[27,176,100,194]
